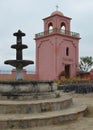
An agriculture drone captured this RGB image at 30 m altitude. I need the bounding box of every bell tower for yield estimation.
[35,10,80,80]
[43,10,70,32]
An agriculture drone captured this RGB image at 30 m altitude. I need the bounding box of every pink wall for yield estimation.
[35,34,79,80]
[56,36,79,78]
[36,36,56,80]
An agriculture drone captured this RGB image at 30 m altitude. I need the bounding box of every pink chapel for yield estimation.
[0,10,81,80]
[34,10,80,80]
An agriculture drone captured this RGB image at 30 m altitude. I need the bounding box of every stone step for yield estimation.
[0,92,58,100]
[0,96,72,114]
[6,117,93,130]
[0,103,87,129]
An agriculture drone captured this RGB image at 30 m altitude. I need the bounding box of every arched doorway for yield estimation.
[65,65,70,78]
[48,22,53,34]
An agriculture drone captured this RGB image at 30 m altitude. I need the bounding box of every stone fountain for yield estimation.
[4,30,34,80]
[2,30,56,99]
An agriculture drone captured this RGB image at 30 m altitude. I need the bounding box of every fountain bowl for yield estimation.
[0,80,58,100]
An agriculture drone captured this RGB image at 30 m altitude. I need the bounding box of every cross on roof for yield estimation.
[56,5,59,11]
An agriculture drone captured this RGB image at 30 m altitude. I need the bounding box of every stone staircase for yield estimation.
[0,93,87,130]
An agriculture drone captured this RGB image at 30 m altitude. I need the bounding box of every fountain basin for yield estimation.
[4,60,34,68]
[11,44,27,49]
[4,60,34,80]
[0,80,58,100]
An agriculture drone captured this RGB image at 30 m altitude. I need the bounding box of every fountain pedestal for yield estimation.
[16,67,23,80]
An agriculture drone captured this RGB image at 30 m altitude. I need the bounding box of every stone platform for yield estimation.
[0,81,87,130]
[0,95,72,114]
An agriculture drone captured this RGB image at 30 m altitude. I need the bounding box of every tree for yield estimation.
[79,56,93,72]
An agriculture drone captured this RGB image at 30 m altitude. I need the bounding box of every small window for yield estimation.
[66,47,69,56]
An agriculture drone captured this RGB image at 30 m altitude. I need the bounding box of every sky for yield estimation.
[0,0,93,72]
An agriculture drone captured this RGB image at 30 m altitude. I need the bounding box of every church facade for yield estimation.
[35,10,80,80]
